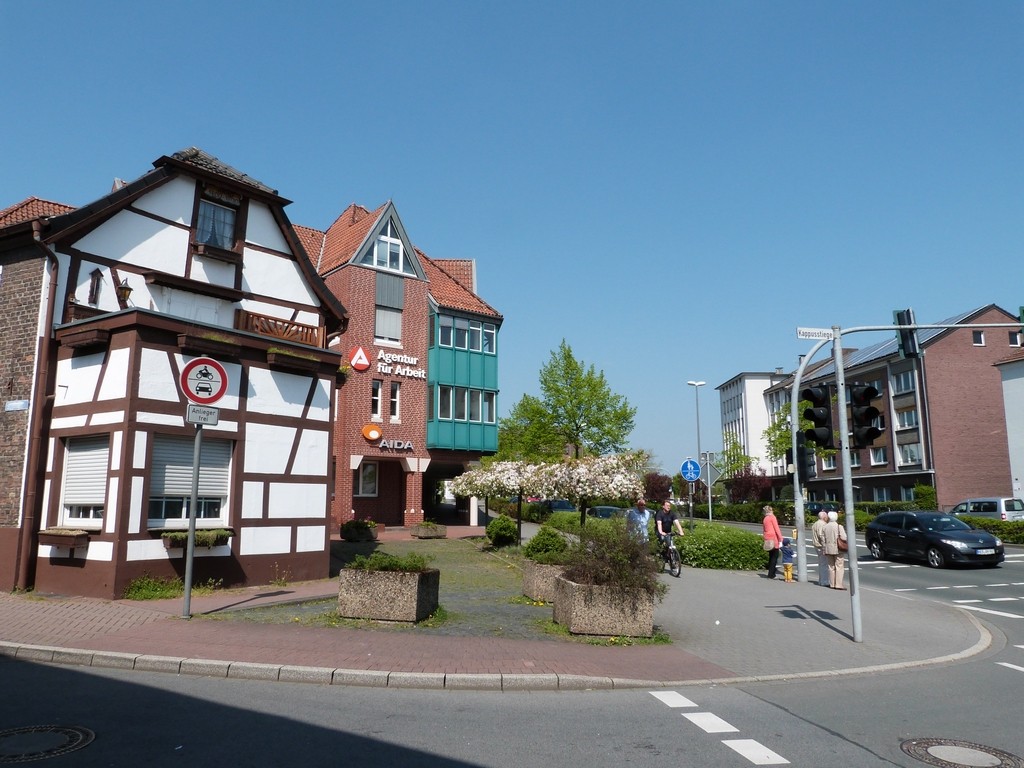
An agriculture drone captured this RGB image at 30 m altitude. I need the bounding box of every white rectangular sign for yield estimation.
[796,327,832,340]
[186,403,220,426]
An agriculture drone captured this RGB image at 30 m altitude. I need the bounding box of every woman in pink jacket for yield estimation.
[762,505,784,580]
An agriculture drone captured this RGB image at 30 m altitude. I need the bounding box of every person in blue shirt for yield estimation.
[626,498,652,543]
[781,535,795,583]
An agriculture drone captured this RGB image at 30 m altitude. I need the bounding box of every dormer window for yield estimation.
[197,199,236,250]
[358,218,417,276]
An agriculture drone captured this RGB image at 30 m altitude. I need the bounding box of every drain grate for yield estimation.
[901,738,1024,768]
[0,726,95,763]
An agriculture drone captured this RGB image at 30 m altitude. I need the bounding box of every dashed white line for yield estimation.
[648,691,696,708]
[953,599,983,604]
[722,739,790,765]
[990,597,1019,602]
[683,712,739,733]
[995,662,1024,673]
[959,605,1024,619]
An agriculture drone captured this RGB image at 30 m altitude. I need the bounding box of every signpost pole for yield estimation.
[182,423,203,619]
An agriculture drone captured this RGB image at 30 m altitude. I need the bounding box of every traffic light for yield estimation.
[801,384,834,449]
[796,432,816,484]
[893,308,920,359]
[850,383,882,448]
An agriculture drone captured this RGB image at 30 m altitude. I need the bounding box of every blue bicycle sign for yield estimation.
[680,459,701,483]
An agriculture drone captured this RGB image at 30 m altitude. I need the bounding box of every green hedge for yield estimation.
[956,516,1024,545]
[677,523,767,571]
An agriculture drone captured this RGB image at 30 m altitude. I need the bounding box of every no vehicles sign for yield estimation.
[179,357,228,405]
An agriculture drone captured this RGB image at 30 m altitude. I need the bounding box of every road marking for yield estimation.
[683,712,739,733]
[926,586,950,590]
[952,584,978,589]
[990,597,1019,602]
[953,599,983,604]
[721,739,790,765]
[959,605,1024,619]
[986,583,1010,587]
[894,588,917,592]
[996,662,1024,673]
[649,691,696,707]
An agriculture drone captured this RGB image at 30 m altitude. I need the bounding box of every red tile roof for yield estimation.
[0,197,76,228]
[418,249,501,319]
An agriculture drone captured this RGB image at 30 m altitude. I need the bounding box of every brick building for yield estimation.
[759,305,1019,509]
[297,203,502,529]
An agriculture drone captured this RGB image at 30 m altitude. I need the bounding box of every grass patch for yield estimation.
[123,574,223,600]
[510,595,549,607]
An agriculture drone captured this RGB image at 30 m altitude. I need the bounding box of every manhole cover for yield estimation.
[901,738,1024,768]
[0,726,95,763]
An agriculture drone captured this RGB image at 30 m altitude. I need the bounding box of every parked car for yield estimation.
[806,502,839,515]
[586,505,624,519]
[865,511,1004,568]
[544,499,576,513]
[950,497,1024,522]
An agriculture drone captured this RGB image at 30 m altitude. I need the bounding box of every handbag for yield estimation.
[763,539,774,551]
[837,535,848,552]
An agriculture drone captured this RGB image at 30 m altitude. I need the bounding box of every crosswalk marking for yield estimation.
[959,605,1024,619]
[683,712,739,733]
[996,662,1024,673]
[722,739,790,765]
[648,691,696,707]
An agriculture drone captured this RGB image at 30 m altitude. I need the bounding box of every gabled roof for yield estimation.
[315,203,386,274]
[806,305,1011,381]
[419,249,501,320]
[0,197,76,227]
[156,147,281,198]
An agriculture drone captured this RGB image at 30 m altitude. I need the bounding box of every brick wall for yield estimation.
[924,308,1015,508]
[0,249,45,528]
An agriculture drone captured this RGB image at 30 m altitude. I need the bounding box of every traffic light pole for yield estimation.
[791,318,1024,643]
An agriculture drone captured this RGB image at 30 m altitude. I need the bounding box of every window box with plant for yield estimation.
[410,520,447,539]
[337,552,439,622]
[340,518,378,542]
[38,528,92,549]
[161,528,233,549]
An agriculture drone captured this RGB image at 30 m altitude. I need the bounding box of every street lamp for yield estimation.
[687,381,706,519]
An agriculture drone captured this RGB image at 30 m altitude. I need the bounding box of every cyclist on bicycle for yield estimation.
[655,500,684,559]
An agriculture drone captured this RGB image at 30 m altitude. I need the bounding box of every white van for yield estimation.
[950,498,1024,522]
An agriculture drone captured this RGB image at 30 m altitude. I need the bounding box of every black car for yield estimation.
[586,505,624,519]
[806,501,839,515]
[865,511,1004,568]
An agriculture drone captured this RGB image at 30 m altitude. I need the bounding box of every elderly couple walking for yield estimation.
[762,505,847,588]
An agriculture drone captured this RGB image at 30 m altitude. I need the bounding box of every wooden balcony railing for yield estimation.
[235,309,324,348]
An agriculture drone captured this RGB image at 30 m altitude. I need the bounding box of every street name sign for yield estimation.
[796,327,832,340]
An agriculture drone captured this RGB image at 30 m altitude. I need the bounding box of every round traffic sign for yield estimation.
[180,357,229,405]
[680,459,701,483]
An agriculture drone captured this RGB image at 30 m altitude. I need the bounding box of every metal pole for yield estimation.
[832,327,863,642]
[687,381,706,518]
[182,423,203,619]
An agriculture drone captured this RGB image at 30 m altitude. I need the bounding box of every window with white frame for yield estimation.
[468,390,481,421]
[873,487,892,502]
[482,323,496,353]
[354,462,378,496]
[896,409,918,429]
[357,218,416,276]
[439,315,453,346]
[390,381,401,421]
[62,436,110,528]
[482,392,496,423]
[973,330,985,346]
[1010,331,1021,347]
[454,387,468,420]
[469,321,482,351]
[901,485,915,501]
[438,386,453,420]
[870,446,887,466]
[454,318,469,349]
[375,307,402,344]
[892,371,914,394]
[371,380,383,420]
[197,199,236,250]
[850,451,861,468]
[899,442,922,465]
[148,434,230,525]
[822,455,837,471]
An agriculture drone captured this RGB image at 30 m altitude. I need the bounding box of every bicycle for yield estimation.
[660,535,681,578]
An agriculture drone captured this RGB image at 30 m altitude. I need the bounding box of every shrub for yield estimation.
[346,551,432,572]
[679,523,769,571]
[957,517,1024,545]
[523,525,569,563]
[340,519,377,540]
[160,528,232,548]
[561,519,666,606]
[545,510,583,535]
[486,514,519,547]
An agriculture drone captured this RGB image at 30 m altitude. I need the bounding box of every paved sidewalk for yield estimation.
[0,526,993,691]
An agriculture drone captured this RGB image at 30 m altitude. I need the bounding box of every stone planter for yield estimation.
[338,568,440,622]
[38,531,91,549]
[522,560,564,602]
[410,523,447,539]
[340,525,378,542]
[553,576,654,637]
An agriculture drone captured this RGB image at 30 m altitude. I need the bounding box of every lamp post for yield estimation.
[687,380,706,519]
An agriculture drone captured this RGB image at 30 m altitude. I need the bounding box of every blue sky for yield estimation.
[3,1,1022,473]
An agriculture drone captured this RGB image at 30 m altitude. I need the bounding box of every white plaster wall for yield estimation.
[1000,362,1024,494]
[268,482,327,518]
[240,526,292,555]
[126,539,172,561]
[129,475,145,534]
[241,248,317,305]
[190,254,237,289]
[55,352,104,404]
[88,411,126,426]
[246,367,330,420]
[243,423,297,474]
[295,429,330,476]
[40,541,116,561]
[241,481,265,519]
[98,348,129,400]
[131,176,193,225]
[105,476,119,534]
[296,525,326,552]
[75,210,190,271]
[245,202,289,252]
[138,348,180,402]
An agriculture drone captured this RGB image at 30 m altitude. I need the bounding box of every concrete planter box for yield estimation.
[410,524,447,539]
[522,560,564,602]
[553,576,654,637]
[338,568,440,622]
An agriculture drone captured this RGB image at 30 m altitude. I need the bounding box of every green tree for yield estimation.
[500,340,636,461]
[719,433,755,479]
